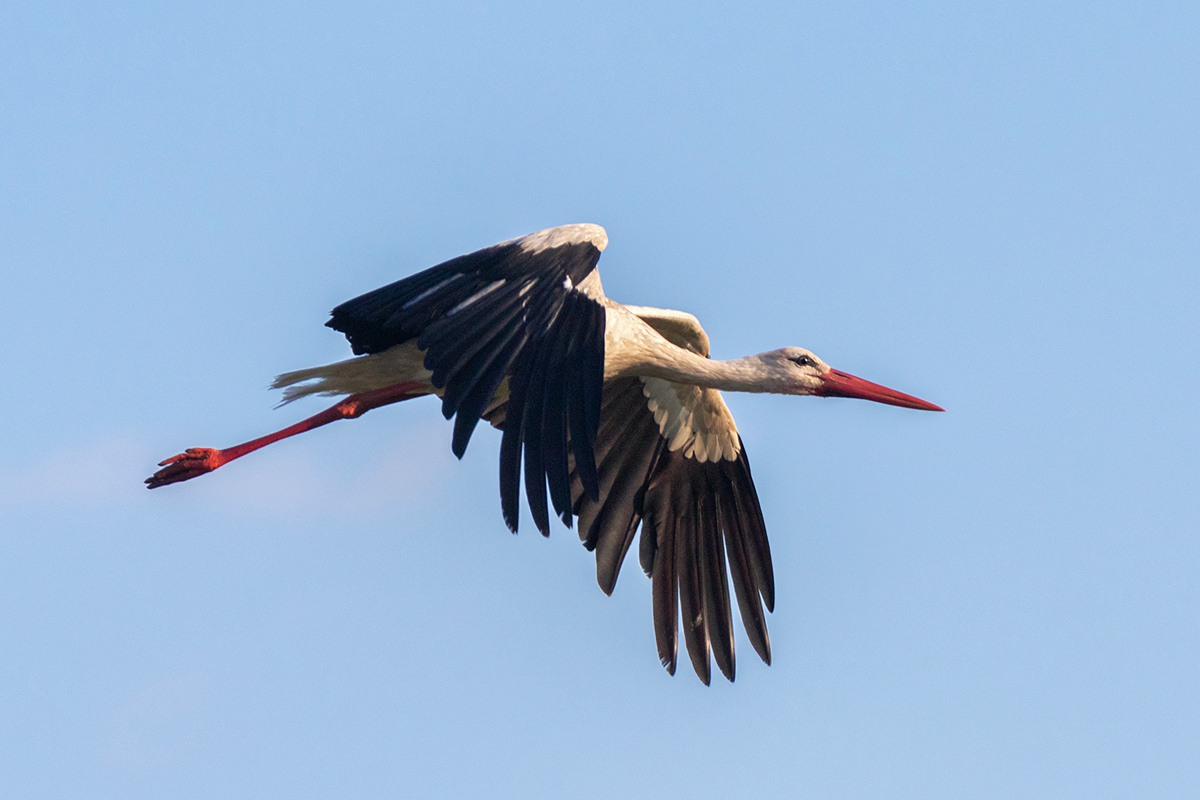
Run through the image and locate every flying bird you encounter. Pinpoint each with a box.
[147,223,942,684]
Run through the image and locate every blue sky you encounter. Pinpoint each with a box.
[2,1,1197,797]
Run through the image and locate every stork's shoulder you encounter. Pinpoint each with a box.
[621,305,711,357]
[601,303,712,381]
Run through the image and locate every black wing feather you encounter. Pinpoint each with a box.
[326,230,606,529]
[726,446,775,612]
[541,298,583,527]
[519,335,554,536]
[717,472,771,664]
[648,496,679,675]
[675,485,711,685]
[499,348,533,532]
[423,279,529,389]
[569,377,775,683]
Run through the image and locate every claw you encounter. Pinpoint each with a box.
[145,447,226,489]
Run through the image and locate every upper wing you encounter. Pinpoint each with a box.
[327,223,609,533]
[624,305,711,357]
[569,376,775,685]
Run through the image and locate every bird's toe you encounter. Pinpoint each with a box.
[145,447,223,488]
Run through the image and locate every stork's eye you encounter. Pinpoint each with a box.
[791,355,815,368]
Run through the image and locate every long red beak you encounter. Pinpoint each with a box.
[817,369,944,412]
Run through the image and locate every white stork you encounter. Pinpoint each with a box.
[147,223,942,684]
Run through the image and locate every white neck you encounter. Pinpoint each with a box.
[633,347,777,393]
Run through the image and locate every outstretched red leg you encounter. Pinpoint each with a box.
[146,381,427,489]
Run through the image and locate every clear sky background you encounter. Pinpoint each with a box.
[2,1,1197,797]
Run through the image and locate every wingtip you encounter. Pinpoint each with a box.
[450,412,475,459]
[751,631,772,666]
[596,571,616,597]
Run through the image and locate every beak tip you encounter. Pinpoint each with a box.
[822,369,944,413]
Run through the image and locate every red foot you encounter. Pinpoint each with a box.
[145,448,228,489]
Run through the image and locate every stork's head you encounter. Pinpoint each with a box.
[765,347,944,411]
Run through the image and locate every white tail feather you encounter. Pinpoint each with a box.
[270,342,434,405]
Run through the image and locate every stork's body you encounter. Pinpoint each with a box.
[148,223,941,684]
